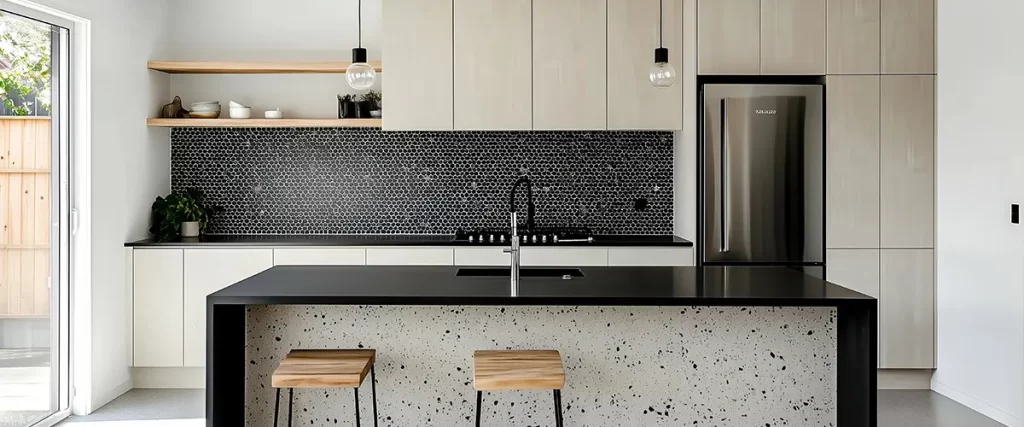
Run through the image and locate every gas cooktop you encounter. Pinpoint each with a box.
[453,226,594,245]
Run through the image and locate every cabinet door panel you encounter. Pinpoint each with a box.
[880,249,934,368]
[826,76,880,248]
[365,248,455,265]
[273,248,366,266]
[183,249,273,366]
[880,0,934,74]
[533,0,607,130]
[697,0,760,74]
[607,0,683,130]
[761,0,826,75]
[521,248,607,267]
[454,0,532,130]
[880,75,934,248]
[607,248,694,267]
[133,249,184,367]
[825,249,879,298]
[826,0,880,74]
[382,0,454,130]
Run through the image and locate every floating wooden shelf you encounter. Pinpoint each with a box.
[147,61,383,74]
[146,118,382,128]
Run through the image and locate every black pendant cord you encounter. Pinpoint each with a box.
[659,0,663,48]
[358,0,362,48]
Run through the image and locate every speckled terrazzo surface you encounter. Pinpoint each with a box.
[245,306,837,426]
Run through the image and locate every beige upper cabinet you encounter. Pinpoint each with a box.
[826,76,880,248]
[760,0,826,74]
[697,0,760,75]
[533,0,607,130]
[880,249,935,368]
[453,0,532,130]
[881,0,935,74]
[607,0,683,130]
[826,0,880,74]
[880,75,934,248]
[382,0,454,130]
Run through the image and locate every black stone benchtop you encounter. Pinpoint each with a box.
[209,265,872,307]
[126,234,694,247]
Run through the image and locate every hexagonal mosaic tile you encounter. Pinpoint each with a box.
[171,128,673,235]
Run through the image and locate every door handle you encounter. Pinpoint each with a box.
[720,100,729,253]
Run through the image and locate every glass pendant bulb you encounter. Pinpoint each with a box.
[347,47,376,90]
[650,47,676,88]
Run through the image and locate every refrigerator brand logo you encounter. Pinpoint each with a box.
[755,109,777,115]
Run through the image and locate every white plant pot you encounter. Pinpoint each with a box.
[180,221,200,238]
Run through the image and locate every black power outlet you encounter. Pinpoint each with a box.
[1013,204,1020,224]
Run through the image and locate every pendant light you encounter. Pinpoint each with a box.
[346,0,376,90]
[649,0,677,87]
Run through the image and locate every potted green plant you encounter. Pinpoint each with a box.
[354,91,378,118]
[363,90,382,118]
[149,189,221,241]
[337,94,357,118]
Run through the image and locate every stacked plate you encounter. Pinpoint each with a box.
[190,101,221,119]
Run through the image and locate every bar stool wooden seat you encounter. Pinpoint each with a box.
[271,349,378,427]
[473,350,566,427]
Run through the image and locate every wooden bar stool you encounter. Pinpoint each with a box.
[473,350,566,427]
[271,349,378,427]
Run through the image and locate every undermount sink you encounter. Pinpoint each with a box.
[456,268,584,278]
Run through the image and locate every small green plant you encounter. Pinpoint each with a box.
[149,189,222,241]
[360,90,382,109]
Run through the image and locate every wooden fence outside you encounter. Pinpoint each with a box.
[0,117,51,318]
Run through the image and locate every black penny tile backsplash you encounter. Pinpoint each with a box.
[170,128,673,235]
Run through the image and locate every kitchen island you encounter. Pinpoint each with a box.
[208,266,875,427]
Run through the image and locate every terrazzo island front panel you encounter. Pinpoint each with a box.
[245,305,837,426]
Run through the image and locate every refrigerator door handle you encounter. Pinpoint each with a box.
[720,100,730,253]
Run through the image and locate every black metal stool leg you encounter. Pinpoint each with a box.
[553,390,564,427]
[354,387,361,427]
[370,365,378,427]
[475,391,482,427]
[287,388,294,427]
[273,388,281,427]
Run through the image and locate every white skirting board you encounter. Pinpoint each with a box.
[877,369,933,390]
[931,379,1022,427]
[132,367,205,389]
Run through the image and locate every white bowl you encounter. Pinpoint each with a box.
[188,111,220,119]
[370,110,382,118]
[229,107,251,119]
[228,101,247,109]
[264,109,283,119]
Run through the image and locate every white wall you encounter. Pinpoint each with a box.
[933,1,1024,426]
[167,0,382,119]
[12,0,171,414]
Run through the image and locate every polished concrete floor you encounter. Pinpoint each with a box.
[50,389,1005,427]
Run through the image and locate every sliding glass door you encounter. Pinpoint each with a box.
[0,2,71,426]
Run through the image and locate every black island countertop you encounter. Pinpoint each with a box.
[126,234,694,247]
[209,265,871,307]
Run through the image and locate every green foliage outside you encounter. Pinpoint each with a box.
[0,12,50,116]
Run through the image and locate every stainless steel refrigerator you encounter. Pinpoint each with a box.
[699,83,824,274]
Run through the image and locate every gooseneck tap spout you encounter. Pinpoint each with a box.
[504,176,535,297]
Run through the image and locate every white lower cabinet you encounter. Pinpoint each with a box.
[274,248,366,265]
[607,248,694,267]
[521,247,608,267]
[133,249,184,367]
[365,247,455,265]
[183,249,273,367]
[454,247,509,266]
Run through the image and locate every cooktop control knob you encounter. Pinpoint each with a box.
[542,235,548,243]
[489,234,495,243]
[499,235,506,243]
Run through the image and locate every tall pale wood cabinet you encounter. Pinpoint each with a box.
[453,0,532,130]
[880,75,934,249]
[760,0,826,75]
[826,0,880,74]
[880,249,935,368]
[880,0,935,74]
[825,75,880,249]
[697,0,760,75]
[533,0,607,130]
[382,0,454,130]
[607,0,683,130]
